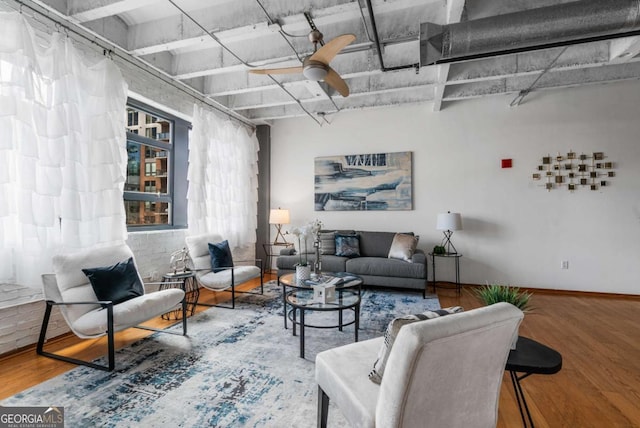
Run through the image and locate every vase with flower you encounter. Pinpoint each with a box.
[291,220,323,283]
[291,224,311,283]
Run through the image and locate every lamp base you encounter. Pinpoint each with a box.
[273,224,288,245]
[441,230,458,254]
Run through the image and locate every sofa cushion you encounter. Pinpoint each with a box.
[357,231,397,258]
[346,257,426,279]
[82,257,144,305]
[320,231,336,255]
[276,254,348,273]
[369,306,464,384]
[388,233,419,262]
[318,255,349,273]
[335,234,361,258]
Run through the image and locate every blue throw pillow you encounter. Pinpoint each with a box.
[82,257,144,305]
[208,240,234,273]
[335,234,360,258]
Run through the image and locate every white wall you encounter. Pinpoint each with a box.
[271,80,640,295]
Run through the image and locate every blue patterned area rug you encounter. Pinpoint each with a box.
[3,282,439,427]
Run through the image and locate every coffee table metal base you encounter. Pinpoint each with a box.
[286,289,360,359]
[279,272,363,330]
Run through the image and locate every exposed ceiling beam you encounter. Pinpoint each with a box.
[432,0,466,111]
[609,36,640,63]
[443,60,640,100]
[69,0,157,23]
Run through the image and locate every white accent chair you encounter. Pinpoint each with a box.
[185,233,263,309]
[37,243,187,371]
[316,302,524,428]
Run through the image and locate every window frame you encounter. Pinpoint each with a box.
[124,98,190,231]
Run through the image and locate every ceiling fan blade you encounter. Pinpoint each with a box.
[324,67,349,97]
[310,34,356,64]
[248,66,303,75]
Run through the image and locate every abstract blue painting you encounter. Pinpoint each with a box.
[315,151,413,211]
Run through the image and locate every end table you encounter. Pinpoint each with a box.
[429,252,462,294]
[506,336,563,427]
[262,242,294,273]
[160,271,199,320]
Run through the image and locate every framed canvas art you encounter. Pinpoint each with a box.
[314,151,413,211]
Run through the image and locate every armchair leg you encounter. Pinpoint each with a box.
[318,386,330,428]
[107,305,115,371]
[37,301,116,372]
[182,297,188,335]
[231,283,235,309]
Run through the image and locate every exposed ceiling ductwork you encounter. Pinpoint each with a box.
[421,0,640,65]
[8,0,640,122]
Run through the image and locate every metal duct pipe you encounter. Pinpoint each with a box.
[421,0,640,65]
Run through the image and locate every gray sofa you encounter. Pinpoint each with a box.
[277,230,428,294]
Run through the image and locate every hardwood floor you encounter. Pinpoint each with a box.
[1,275,639,427]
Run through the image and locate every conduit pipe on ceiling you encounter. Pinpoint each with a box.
[421,0,640,65]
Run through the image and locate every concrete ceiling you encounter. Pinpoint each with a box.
[15,0,640,125]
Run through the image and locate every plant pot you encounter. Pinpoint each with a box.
[296,265,311,283]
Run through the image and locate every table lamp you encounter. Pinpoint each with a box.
[436,211,462,254]
[269,208,290,245]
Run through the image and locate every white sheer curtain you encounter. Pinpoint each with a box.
[0,13,128,288]
[188,105,259,248]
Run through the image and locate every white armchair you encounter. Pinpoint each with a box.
[37,243,187,371]
[185,233,263,309]
[316,302,524,428]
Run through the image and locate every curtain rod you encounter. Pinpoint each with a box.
[7,0,257,129]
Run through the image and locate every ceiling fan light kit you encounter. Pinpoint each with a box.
[302,60,328,81]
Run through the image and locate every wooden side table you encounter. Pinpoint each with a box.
[160,271,199,320]
[429,252,462,294]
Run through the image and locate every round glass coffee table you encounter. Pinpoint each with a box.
[278,272,363,329]
[286,288,360,358]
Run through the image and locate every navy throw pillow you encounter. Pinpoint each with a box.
[335,234,360,258]
[82,257,144,305]
[208,240,234,273]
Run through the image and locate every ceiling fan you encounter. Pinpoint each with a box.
[249,30,355,97]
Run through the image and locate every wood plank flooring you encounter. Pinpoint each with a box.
[1,275,639,427]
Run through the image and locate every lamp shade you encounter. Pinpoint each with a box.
[436,212,462,231]
[269,209,290,225]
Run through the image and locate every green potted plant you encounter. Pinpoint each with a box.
[474,283,532,312]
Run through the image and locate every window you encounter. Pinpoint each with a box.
[124,100,190,230]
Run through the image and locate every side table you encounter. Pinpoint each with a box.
[429,252,462,294]
[262,242,294,273]
[160,271,199,320]
[506,336,563,428]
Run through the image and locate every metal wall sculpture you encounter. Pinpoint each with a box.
[315,151,413,211]
[532,151,615,191]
